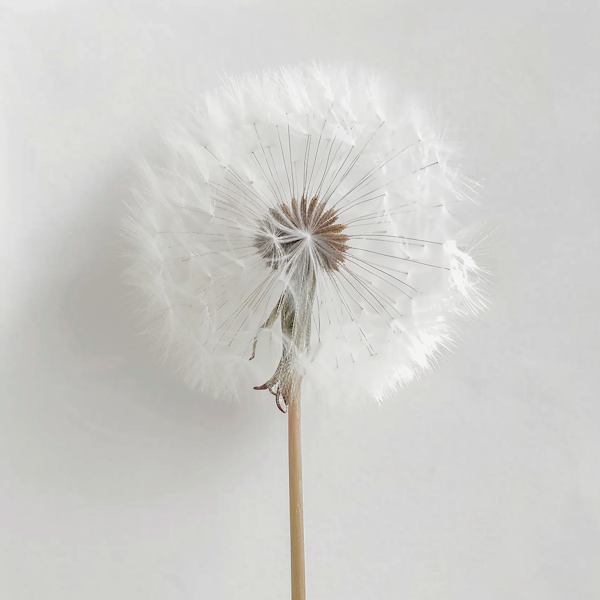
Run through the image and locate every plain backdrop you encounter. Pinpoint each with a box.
[1,1,599,599]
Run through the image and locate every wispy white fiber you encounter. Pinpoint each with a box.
[124,63,487,405]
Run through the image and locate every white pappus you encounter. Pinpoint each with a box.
[124,63,487,408]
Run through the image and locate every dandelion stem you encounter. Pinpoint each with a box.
[288,374,306,600]
[253,269,315,599]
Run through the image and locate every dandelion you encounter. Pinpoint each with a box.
[124,63,487,599]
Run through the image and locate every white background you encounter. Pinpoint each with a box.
[1,1,599,598]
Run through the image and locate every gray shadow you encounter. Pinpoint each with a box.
[2,154,280,505]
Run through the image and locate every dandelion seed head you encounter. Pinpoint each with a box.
[124,63,487,405]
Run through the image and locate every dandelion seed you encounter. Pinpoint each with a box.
[124,64,486,407]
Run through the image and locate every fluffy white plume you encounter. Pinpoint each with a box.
[124,64,487,405]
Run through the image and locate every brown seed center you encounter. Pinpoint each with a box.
[255,195,349,273]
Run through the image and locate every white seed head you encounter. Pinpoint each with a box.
[124,63,487,405]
